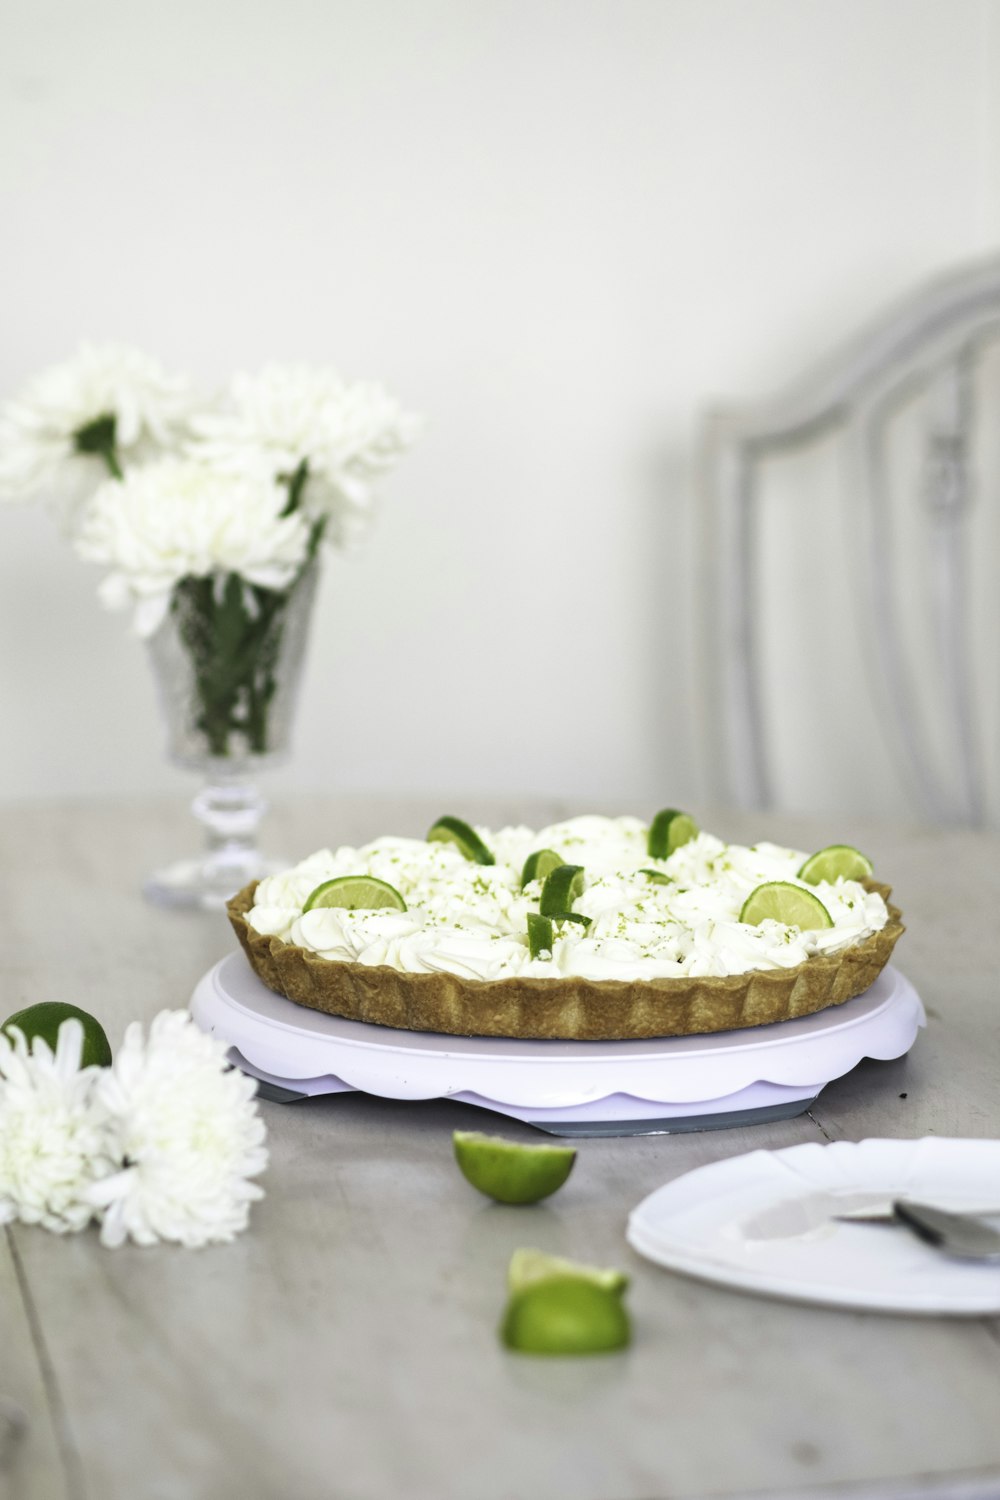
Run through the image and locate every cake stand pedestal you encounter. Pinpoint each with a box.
[190,954,924,1137]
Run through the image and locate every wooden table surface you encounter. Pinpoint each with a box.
[2,797,999,1500]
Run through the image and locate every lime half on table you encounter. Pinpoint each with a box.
[453,1131,576,1204]
[500,1276,631,1356]
[2,1001,112,1068]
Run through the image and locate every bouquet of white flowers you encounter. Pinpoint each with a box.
[0,347,420,761]
[0,1011,267,1248]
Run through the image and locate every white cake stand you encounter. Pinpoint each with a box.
[189,953,925,1137]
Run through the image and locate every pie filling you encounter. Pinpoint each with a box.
[245,815,889,985]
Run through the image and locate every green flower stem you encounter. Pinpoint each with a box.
[171,568,308,758]
[306,514,327,560]
[162,454,321,758]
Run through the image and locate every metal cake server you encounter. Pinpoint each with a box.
[835,1201,1000,1261]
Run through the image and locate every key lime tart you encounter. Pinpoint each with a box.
[226,812,904,1041]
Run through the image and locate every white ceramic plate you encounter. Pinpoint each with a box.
[627,1137,1000,1315]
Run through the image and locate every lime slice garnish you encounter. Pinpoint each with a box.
[526,913,554,959]
[2,1001,112,1068]
[520,848,564,889]
[427,816,495,865]
[797,845,874,885]
[302,875,407,913]
[507,1248,629,1297]
[639,867,672,885]
[452,1130,576,1204]
[647,808,699,860]
[500,1277,631,1356]
[539,864,585,917]
[528,912,588,951]
[739,881,833,930]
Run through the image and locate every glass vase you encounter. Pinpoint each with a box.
[143,562,319,911]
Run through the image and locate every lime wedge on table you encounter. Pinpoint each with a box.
[453,1131,576,1204]
[303,875,407,913]
[739,882,833,930]
[647,808,698,860]
[500,1277,631,1356]
[520,848,564,889]
[526,913,555,959]
[2,1001,112,1068]
[508,1248,629,1297]
[797,845,874,885]
[427,816,495,865]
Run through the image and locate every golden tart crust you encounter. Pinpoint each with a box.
[226,880,904,1042]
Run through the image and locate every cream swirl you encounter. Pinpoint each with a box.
[246,817,889,982]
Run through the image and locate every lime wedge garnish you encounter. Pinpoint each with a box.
[539,864,585,917]
[2,1001,112,1068]
[427,816,495,865]
[520,848,564,889]
[647,808,699,860]
[797,845,874,885]
[639,867,672,885]
[508,1248,629,1297]
[526,913,554,959]
[452,1130,576,1204]
[302,875,407,912]
[500,1277,631,1356]
[739,881,833,930]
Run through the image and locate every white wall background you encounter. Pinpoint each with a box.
[2,0,999,818]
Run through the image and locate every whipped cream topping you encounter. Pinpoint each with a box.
[247,815,888,984]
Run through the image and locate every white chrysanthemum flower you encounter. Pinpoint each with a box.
[0,343,195,509]
[0,1020,112,1234]
[87,1010,268,1249]
[75,457,312,636]
[188,364,421,547]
